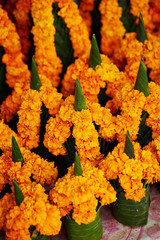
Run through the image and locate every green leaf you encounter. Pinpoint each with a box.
[74,151,83,176]
[13,178,24,206]
[74,78,87,111]
[137,111,152,148]
[134,61,150,97]
[112,183,150,227]
[63,133,75,165]
[65,210,103,240]
[12,135,24,166]
[52,2,75,74]
[118,0,137,33]
[137,12,147,43]
[124,130,135,159]
[88,34,101,70]
[31,56,42,91]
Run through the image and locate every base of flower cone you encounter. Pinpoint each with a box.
[65,210,103,240]
[112,184,150,227]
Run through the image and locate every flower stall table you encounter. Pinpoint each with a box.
[50,183,160,240]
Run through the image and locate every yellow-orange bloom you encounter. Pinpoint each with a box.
[143,82,160,138]
[130,0,155,31]
[53,0,91,58]
[0,120,21,152]
[17,89,42,149]
[31,0,62,87]
[99,0,125,56]
[44,114,72,156]
[49,162,117,224]
[5,182,62,239]
[79,0,96,35]
[0,82,29,122]
[99,141,160,201]
[13,0,31,60]
[0,6,30,88]
[72,109,101,165]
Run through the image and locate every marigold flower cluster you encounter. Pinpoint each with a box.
[0,145,58,191]
[1,181,61,240]
[0,120,21,152]
[31,0,62,87]
[61,54,128,103]
[99,0,125,56]
[1,0,160,237]
[17,89,42,149]
[99,141,160,202]
[53,0,91,59]
[44,95,102,165]
[13,0,31,60]
[49,162,117,224]
[79,0,96,34]
[0,5,30,122]
[16,77,63,149]
[61,56,106,102]
[143,82,160,138]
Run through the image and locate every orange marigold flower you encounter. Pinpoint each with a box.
[0,151,13,191]
[0,82,29,122]
[45,94,116,163]
[13,0,31,60]
[0,145,58,188]
[99,141,160,201]
[31,0,62,87]
[79,0,96,35]
[49,162,117,224]
[5,182,62,239]
[17,89,42,149]
[0,6,30,88]
[143,82,160,137]
[8,162,31,188]
[149,69,160,86]
[130,0,155,31]
[20,147,58,186]
[0,193,15,230]
[39,79,63,117]
[72,109,101,165]
[88,101,117,142]
[96,55,127,99]
[99,0,125,56]
[0,120,21,152]
[54,0,91,58]
[143,36,160,74]
[149,0,160,28]
[44,114,72,156]
[115,85,146,142]
[61,54,121,102]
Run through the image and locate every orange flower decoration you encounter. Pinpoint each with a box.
[99,0,125,56]
[4,182,61,240]
[53,0,91,59]
[99,141,160,202]
[31,0,62,88]
[49,162,117,224]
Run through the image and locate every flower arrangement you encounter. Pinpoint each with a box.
[0,0,160,239]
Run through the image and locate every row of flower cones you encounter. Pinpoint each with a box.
[0,0,160,239]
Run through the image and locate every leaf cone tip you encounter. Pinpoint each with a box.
[74,78,87,111]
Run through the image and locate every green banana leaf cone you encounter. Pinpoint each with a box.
[65,210,103,240]
[112,184,150,227]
